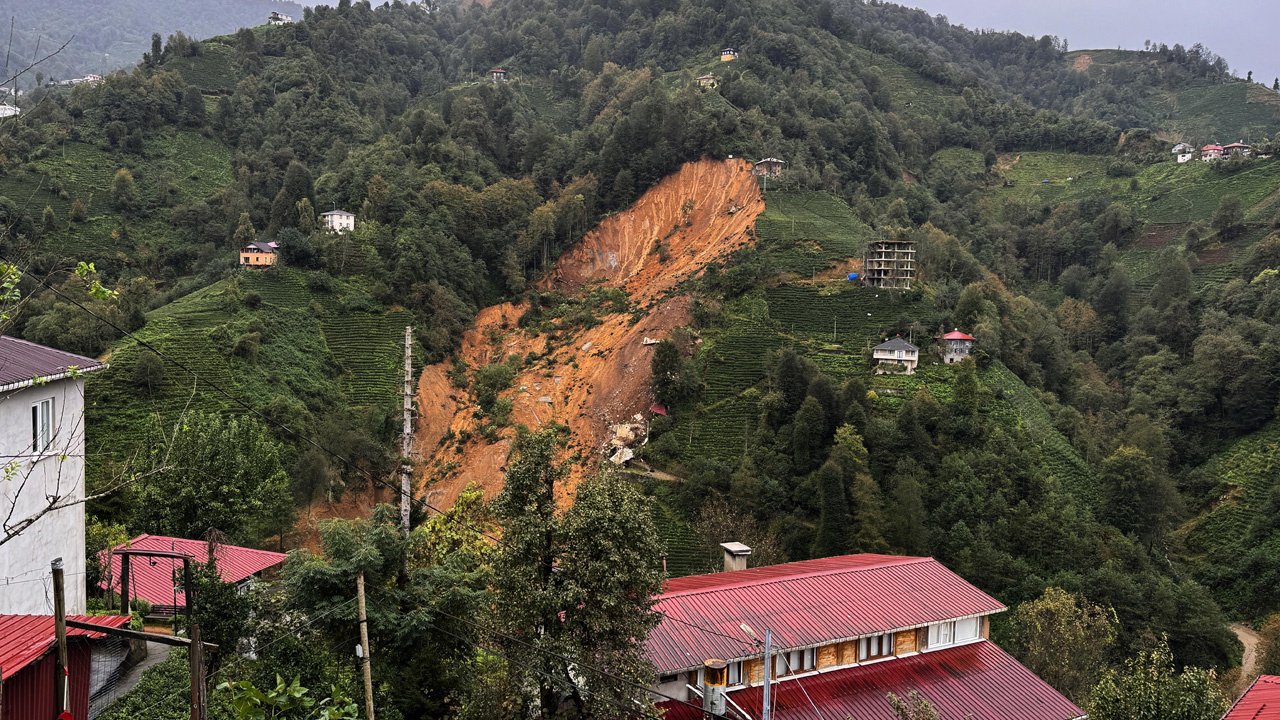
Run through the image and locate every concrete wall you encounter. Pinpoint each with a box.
[0,378,88,614]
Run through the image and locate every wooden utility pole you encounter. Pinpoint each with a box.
[120,553,131,617]
[400,326,414,534]
[52,558,69,717]
[185,559,206,720]
[357,572,375,720]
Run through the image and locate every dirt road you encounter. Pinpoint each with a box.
[1233,622,1261,691]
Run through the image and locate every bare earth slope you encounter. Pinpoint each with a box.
[417,158,763,509]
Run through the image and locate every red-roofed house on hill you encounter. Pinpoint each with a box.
[649,551,1083,720]
[0,614,129,720]
[1202,144,1225,161]
[938,328,976,364]
[0,336,106,615]
[1223,675,1280,720]
[99,535,285,615]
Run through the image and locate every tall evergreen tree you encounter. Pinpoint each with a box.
[268,161,314,235]
[813,460,851,557]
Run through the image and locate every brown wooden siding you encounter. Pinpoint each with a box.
[816,643,838,670]
[896,631,918,655]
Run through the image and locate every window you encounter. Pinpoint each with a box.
[928,621,956,648]
[31,398,54,453]
[727,661,742,686]
[955,617,980,642]
[858,633,894,661]
[658,673,678,685]
[895,350,904,358]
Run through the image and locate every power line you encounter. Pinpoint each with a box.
[10,260,750,654]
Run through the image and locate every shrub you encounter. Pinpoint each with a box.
[233,332,262,362]
[1106,161,1138,177]
[243,291,263,309]
[131,351,166,392]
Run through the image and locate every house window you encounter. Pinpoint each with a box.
[728,661,742,686]
[858,633,894,661]
[658,673,678,685]
[928,621,956,648]
[955,617,980,642]
[895,350,904,358]
[31,398,54,453]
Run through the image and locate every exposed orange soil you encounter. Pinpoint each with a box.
[1073,54,1093,72]
[417,159,764,509]
[289,487,394,552]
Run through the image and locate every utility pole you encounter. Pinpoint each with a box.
[52,558,68,717]
[186,559,206,720]
[400,326,414,534]
[762,628,772,720]
[357,572,375,720]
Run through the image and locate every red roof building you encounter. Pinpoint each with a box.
[1223,675,1280,720]
[937,328,976,364]
[648,554,1082,720]
[0,335,105,391]
[0,614,129,720]
[99,535,286,614]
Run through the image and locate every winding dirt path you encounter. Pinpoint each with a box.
[1233,622,1261,679]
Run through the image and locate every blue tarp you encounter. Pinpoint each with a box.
[847,273,859,280]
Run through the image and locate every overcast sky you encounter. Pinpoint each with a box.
[902,0,1279,86]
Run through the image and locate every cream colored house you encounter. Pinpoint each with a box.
[873,336,918,374]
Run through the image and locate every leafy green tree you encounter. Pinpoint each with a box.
[488,430,663,718]
[131,350,165,393]
[268,161,314,235]
[1088,641,1226,720]
[1007,587,1117,704]
[41,205,55,232]
[111,168,139,212]
[813,459,851,557]
[296,198,317,235]
[182,86,206,126]
[191,550,252,671]
[133,412,293,546]
[1212,195,1244,240]
[888,691,941,720]
[218,675,357,720]
[69,199,86,222]
[791,396,828,472]
[1099,445,1175,547]
[233,212,256,247]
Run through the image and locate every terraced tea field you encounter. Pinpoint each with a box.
[754,191,874,275]
[765,284,928,348]
[1182,421,1280,560]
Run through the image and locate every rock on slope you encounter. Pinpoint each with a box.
[416,158,764,509]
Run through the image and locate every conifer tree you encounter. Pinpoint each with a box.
[813,460,851,557]
[791,396,828,472]
[232,212,256,247]
[887,458,929,554]
[268,161,314,235]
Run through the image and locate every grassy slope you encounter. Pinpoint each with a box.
[86,269,410,482]
[1181,420,1280,560]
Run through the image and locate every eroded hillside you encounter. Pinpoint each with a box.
[416,158,763,508]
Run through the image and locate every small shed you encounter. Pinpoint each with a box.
[721,48,738,62]
[0,614,130,720]
[752,157,786,178]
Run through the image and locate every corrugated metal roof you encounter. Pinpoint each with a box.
[656,641,1083,720]
[1222,674,1280,720]
[99,535,286,608]
[0,336,105,390]
[0,614,128,679]
[648,555,1004,673]
[873,337,917,352]
[941,330,975,340]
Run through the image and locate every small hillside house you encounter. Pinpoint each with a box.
[492,68,507,83]
[100,535,286,615]
[1171,142,1193,154]
[649,553,1084,720]
[939,328,975,363]
[321,209,356,232]
[697,74,718,89]
[1202,144,1224,161]
[0,614,130,720]
[268,11,293,24]
[239,240,278,267]
[721,47,738,61]
[1223,141,1252,157]
[752,157,786,178]
[873,336,918,374]
[1223,676,1280,720]
[0,105,19,118]
[0,337,106,614]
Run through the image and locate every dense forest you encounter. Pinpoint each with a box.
[1,0,1280,716]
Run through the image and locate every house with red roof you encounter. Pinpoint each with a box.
[99,535,286,615]
[0,336,107,615]
[1223,142,1253,158]
[649,551,1083,720]
[1223,675,1280,720]
[1202,144,1225,161]
[0,614,129,720]
[937,328,976,364]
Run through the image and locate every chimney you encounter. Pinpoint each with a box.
[701,659,728,718]
[720,542,751,572]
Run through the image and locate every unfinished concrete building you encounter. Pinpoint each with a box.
[864,238,916,289]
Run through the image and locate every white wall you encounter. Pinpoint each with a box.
[0,378,88,614]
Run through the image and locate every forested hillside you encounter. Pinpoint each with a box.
[2,0,303,81]
[1,0,1279,715]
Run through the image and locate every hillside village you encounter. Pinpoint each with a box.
[2,2,1280,720]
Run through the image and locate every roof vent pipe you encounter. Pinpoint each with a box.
[720,542,751,573]
[701,659,728,718]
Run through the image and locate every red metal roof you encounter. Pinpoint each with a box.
[0,614,128,679]
[0,336,105,390]
[648,555,1005,673]
[657,640,1083,720]
[99,534,286,608]
[1204,144,1224,151]
[941,331,975,340]
[1222,675,1280,720]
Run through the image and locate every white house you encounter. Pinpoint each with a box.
[0,105,21,118]
[939,329,976,364]
[0,337,106,615]
[872,336,919,374]
[269,11,294,24]
[321,209,355,233]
